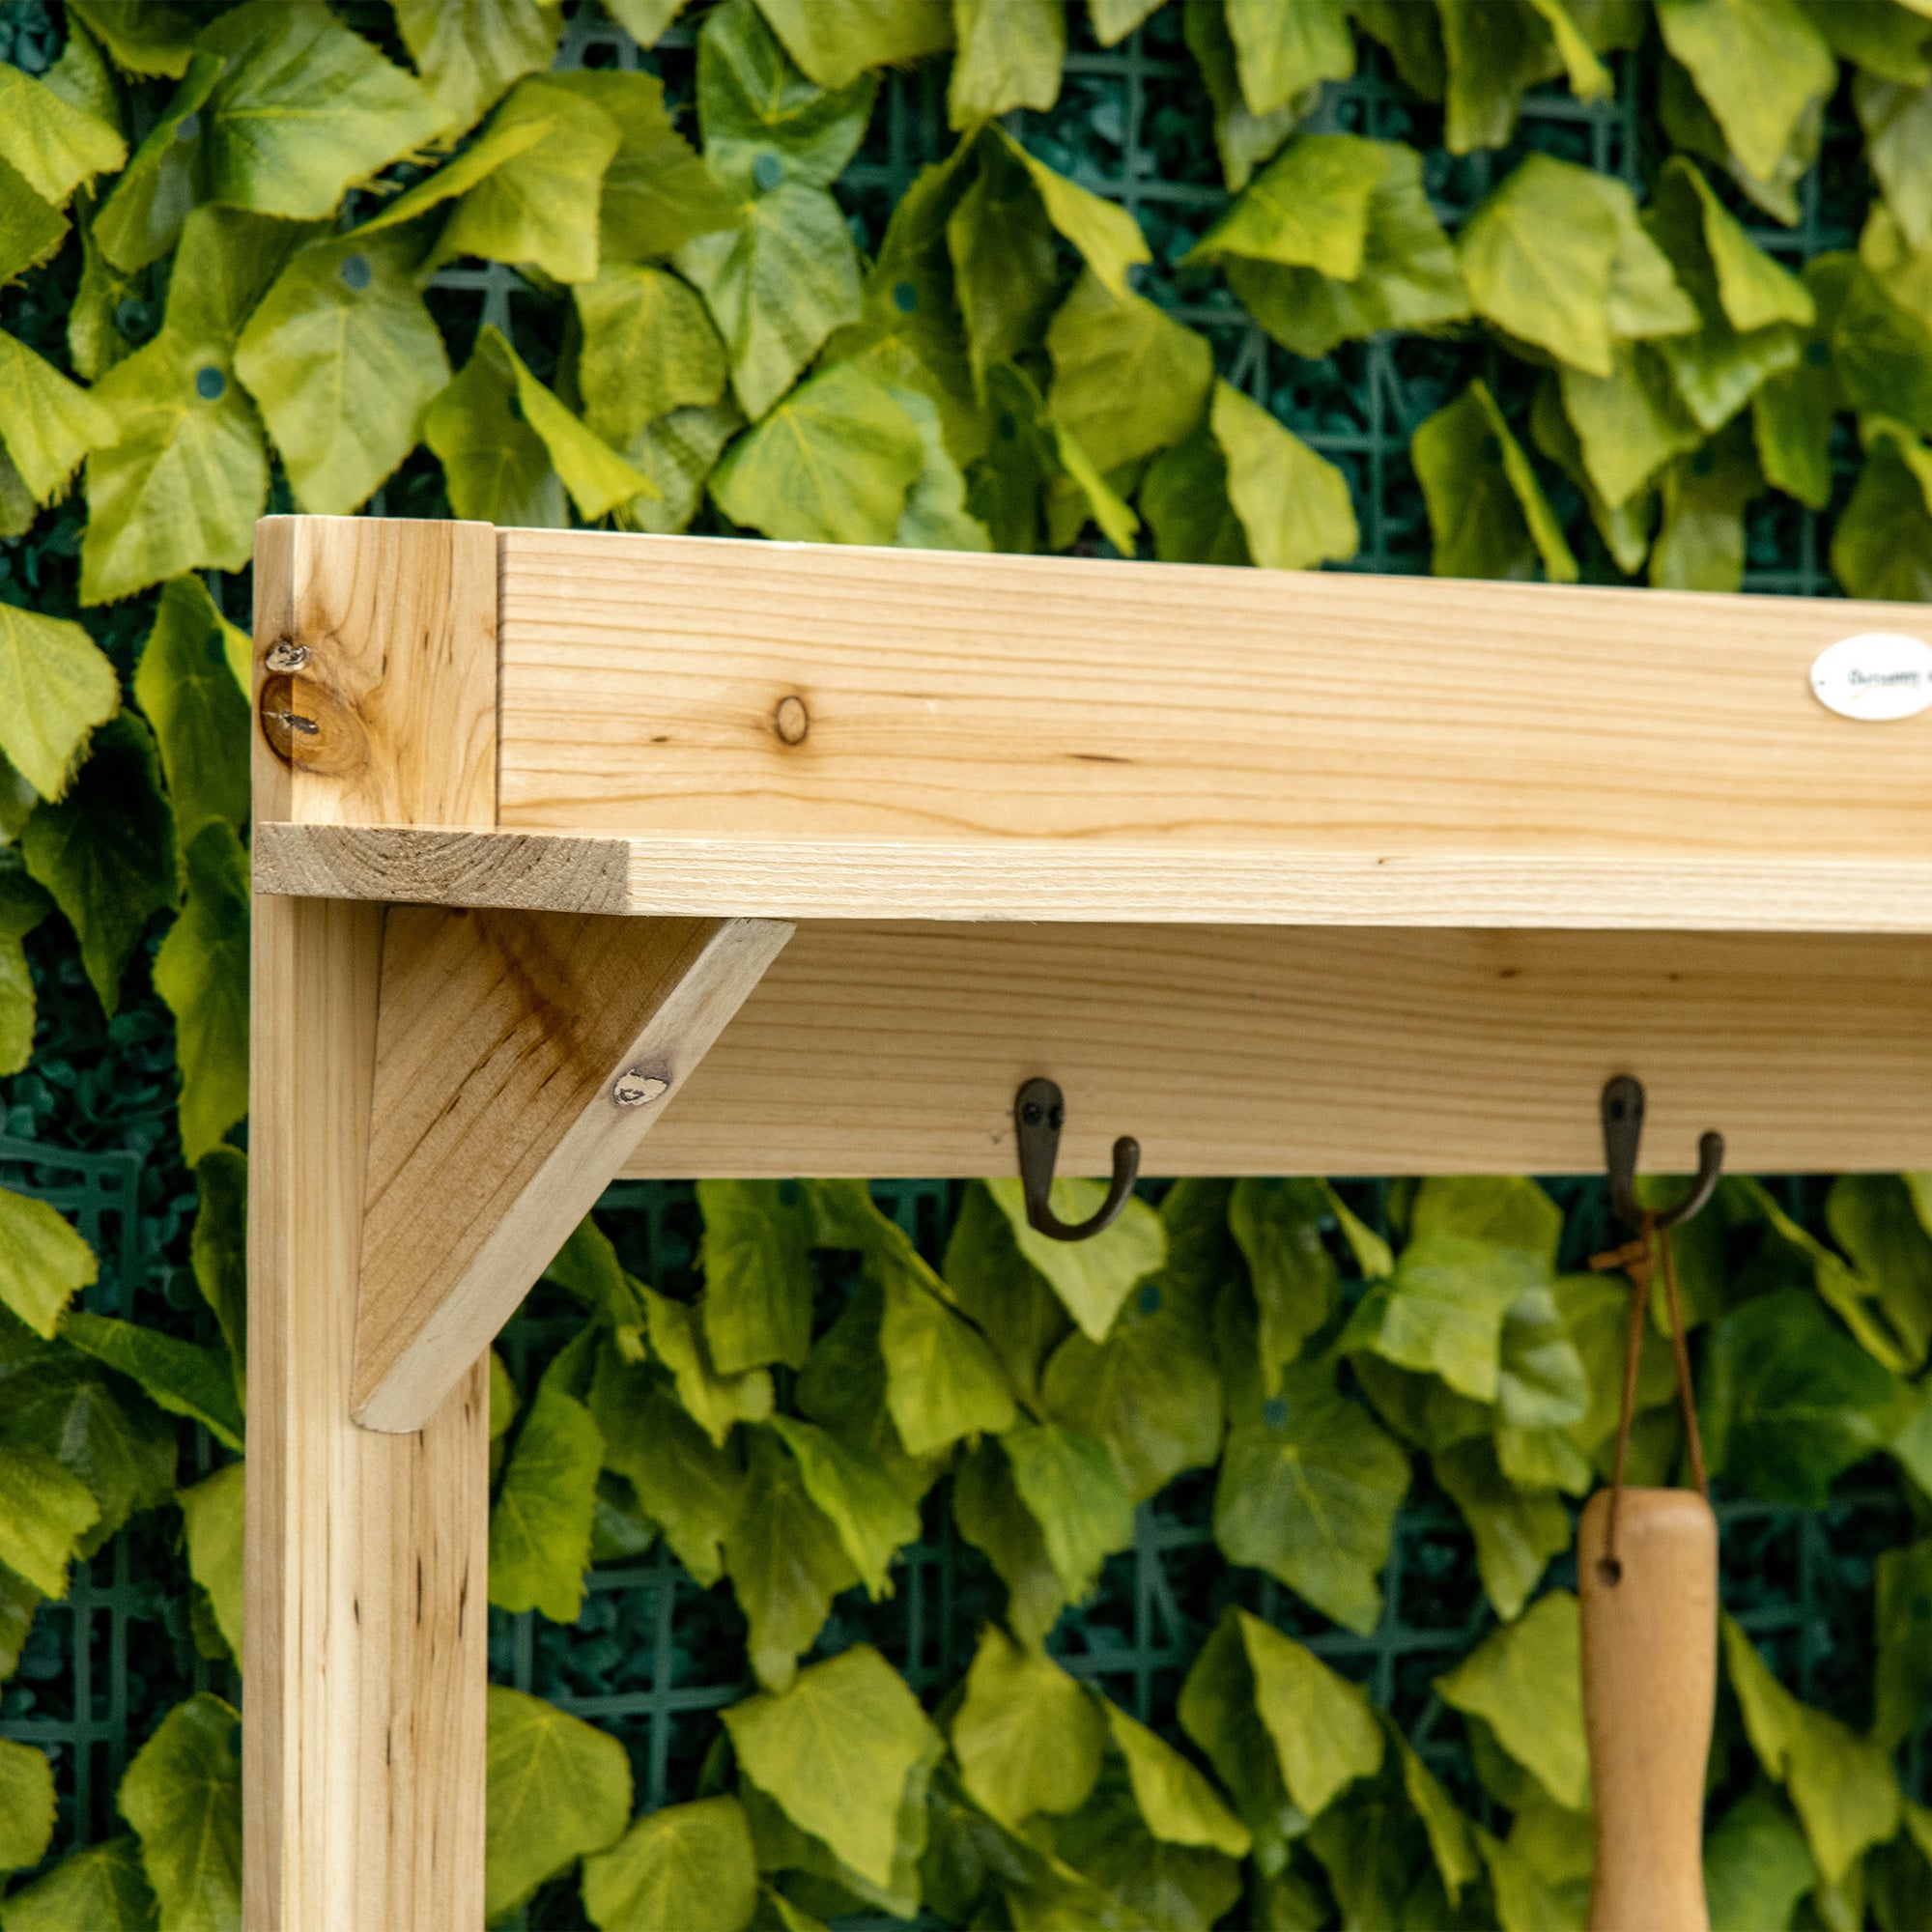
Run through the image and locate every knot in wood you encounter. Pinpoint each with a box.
[773,695,810,746]
[612,1067,670,1109]
[258,672,319,764]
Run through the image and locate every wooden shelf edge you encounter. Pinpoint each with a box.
[251,821,1932,932]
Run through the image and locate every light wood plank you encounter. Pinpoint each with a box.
[496,529,1932,861]
[253,514,497,828]
[620,922,1932,1178]
[245,895,489,1932]
[254,821,1932,932]
[354,910,791,1433]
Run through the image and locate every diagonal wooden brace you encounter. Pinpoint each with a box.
[352,906,791,1432]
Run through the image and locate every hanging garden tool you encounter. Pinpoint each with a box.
[1580,1076,1725,1932]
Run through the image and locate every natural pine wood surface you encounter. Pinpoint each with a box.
[252,821,1932,931]
[495,528,1932,856]
[253,514,497,829]
[245,894,489,1932]
[616,922,1932,1177]
[1580,1490,1718,1932]
[354,909,791,1433]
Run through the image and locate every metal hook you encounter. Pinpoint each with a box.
[1601,1074,1724,1233]
[1014,1078,1141,1241]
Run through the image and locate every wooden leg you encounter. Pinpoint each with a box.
[244,894,488,1932]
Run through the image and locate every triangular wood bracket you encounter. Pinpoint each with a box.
[351,907,792,1432]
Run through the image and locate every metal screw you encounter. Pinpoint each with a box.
[613,1068,669,1109]
[266,640,309,671]
[774,695,809,745]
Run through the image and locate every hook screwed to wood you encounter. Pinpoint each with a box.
[1600,1073,1724,1232]
[1014,1077,1140,1241]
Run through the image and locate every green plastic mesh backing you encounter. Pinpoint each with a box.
[0,8,1918,1922]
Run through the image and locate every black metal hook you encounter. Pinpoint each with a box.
[1014,1078,1140,1241]
[1601,1074,1724,1233]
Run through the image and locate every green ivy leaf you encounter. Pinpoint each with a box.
[754,0,953,90]
[489,1370,604,1624]
[724,1427,858,1690]
[194,0,440,219]
[0,1740,54,1874]
[1179,1605,1382,1869]
[0,1563,39,1685]
[0,604,116,806]
[697,0,876,197]
[643,1283,774,1446]
[544,1216,645,1339]
[235,229,449,517]
[1141,420,1251,565]
[795,1277,941,1506]
[588,1350,745,1586]
[877,1258,1016,1458]
[1224,0,1353,114]
[0,1349,176,1554]
[724,1643,939,1890]
[22,716,179,1018]
[1702,1287,1912,1507]
[1229,1177,1335,1395]
[0,64,123,213]
[952,1436,1065,1646]
[1834,260,1932,438]
[177,1462,243,1664]
[1040,1270,1222,1503]
[67,0,197,78]
[0,869,52,1077]
[62,1313,243,1452]
[1435,1590,1588,1811]
[1721,1614,1901,1885]
[1002,1418,1135,1605]
[1185,132,1387,278]
[946,139,1058,389]
[1804,0,1932,85]
[1703,1789,1817,1932]
[1657,0,1836,184]
[0,328,115,507]
[1045,270,1211,473]
[951,1625,1105,1828]
[1833,421,1932,599]
[118,1692,241,1930]
[0,1441,99,1597]
[892,384,992,549]
[1860,72,1932,252]
[711,360,925,544]
[1212,1357,1408,1634]
[89,53,221,274]
[1495,1284,1589,1431]
[1181,0,1305,192]
[131,577,249,844]
[577,267,727,450]
[950,0,1066,128]
[991,126,1151,300]
[1875,1536,1932,1751]
[431,75,620,284]
[582,1796,760,1932]
[1754,254,1853,512]
[980,1176,1165,1344]
[485,1684,632,1923]
[1557,344,1702,510]
[1051,1775,1244,1932]
[603,0,695,44]
[0,1833,158,1931]
[611,402,745,536]
[152,821,248,1166]
[696,1179,816,1374]
[1412,378,1578,583]
[0,159,68,291]
[1209,378,1358,569]
[1831,1174,1932,1380]
[1435,0,1565,156]
[1393,1732,1481,1908]
[767,1414,920,1599]
[676,185,864,421]
[1650,415,1763,592]
[390,0,559,137]
[1433,1436,1570,1621]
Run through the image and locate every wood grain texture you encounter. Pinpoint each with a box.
[1580,1489,1718,1932]
[496,529,1932,860]
[254,821,1932,931]
[253,515,497,829]
[245,894,489,1932]
[354,910,791,1432]
[617,922,1932,1177]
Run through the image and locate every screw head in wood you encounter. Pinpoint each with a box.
[613,1067,670,1109]
[774,695,810,745]
[265,639,309,671]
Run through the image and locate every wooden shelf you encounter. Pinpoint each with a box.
[253,820,1932,931]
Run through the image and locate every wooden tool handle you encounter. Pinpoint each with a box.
[1580,1486,1718,1932]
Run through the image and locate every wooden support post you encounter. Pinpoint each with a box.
[245,517,497,1932]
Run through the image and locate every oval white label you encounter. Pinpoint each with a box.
[1809,633,1932,721]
